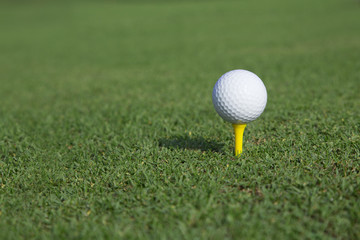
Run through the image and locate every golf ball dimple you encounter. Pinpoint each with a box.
[212,69,267,124]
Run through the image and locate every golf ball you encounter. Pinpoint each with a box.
[212,69,267,124]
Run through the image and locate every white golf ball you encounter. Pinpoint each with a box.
[212,69,267,124]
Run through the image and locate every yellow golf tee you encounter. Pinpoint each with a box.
[232,123,246,156]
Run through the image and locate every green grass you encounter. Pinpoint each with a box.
[0,0,359,239]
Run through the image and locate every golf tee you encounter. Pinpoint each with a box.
[232,123,246,156]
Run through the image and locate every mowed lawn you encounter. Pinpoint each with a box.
[0,0,359,239]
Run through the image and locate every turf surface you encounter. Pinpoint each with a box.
[0,0,359,239]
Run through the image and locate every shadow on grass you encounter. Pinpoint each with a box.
[159,135,224,153]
